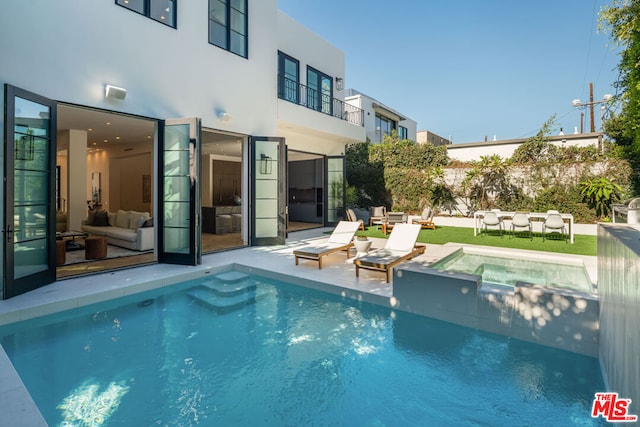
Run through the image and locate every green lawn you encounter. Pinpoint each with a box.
[355,225,597,256]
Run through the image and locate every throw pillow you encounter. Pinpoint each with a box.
[115,210,130,228]
[107,211,117,226]
[93,210,110,226]
[143,217,154,228]
[129,211,150,229]
[86,211,96,225]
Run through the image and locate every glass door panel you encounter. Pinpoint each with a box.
[158,118,201,265]
[3,85,57,299]
[326,156,345,225]
[250,137,286,245]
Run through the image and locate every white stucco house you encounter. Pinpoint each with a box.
[344,89,417,143]
[0,1,365,299]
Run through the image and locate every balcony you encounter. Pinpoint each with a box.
[278,75,364,127]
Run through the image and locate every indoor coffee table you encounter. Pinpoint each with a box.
[56,230,88,251]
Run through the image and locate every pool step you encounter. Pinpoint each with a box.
[212,271,250,284]
[202,278,256,297]
[188,277,263,314]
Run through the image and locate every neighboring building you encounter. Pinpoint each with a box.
[445,132,603,162]
[0,2,365,299]
[344,89,417,143]
[416,130,451,146]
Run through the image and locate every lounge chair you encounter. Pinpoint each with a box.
[382,211,406,234]
[293,221,361,269]
[345,208,365,231]
[412,206,436,230]
[354,223,425,282]
[369,206,386,226]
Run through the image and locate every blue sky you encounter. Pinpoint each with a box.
[278,0,621,143]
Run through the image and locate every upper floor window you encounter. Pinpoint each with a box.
[375,114,395,142]
[209,0,248,58]
[398,126,408,140]
[278,52,299,103]
[116,0,176,28]
[307,67,333,115]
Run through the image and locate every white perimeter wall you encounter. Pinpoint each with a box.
[446,134,602,162]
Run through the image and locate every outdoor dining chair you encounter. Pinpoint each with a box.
[510,212,532,240]
[482,211,503,237]
[542,213,567,242]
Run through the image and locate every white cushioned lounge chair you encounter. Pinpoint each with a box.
[354,223,425,283]
[293,221,361,269]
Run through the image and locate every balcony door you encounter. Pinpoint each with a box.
[158,118,201,265]
[3,85,57,299]
[307,68,332,115]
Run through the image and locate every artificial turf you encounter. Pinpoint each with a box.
[355,225,597,256]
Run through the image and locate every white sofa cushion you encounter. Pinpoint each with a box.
[116,210,130,228]
[107,227,138,242]
[128,210,150,229]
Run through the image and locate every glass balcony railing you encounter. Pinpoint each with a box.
[278,75,364,127]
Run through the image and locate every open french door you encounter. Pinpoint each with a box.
[250,137,287,245]
[325,156,345,226]
[158,118,201,265]
[3,85,57,299]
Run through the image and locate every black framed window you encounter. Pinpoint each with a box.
[375,114,395,142]
[307,67,333,115]
[116,0,176,28]
[278,52,299,103]
[209,0,248,58]
[399,126,408,140]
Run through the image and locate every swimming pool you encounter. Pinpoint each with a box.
[430,248,593,292]
[0,270,605,426]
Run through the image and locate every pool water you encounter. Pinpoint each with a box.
[431,249,593,292]
[0,271,605,426]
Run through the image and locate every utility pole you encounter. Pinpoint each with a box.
[590,82,595,133]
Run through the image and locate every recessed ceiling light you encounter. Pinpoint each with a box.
[88,128,93,132]
[103,139,108,143]
[116,136,120,140]
[106,122,111,126]
[93,142,97,146]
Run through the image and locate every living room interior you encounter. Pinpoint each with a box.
[55,105,248,279]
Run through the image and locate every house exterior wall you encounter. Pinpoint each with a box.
[0,0,279,136]
[416,130,451,146]
[446,133,602,162]
[0,1,366,292]
[276,11,365,154]
[344,91,417,143]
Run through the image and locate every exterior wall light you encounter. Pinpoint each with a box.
[218,112,233,122]
[335,77,344,91]
[105,85,127,101]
